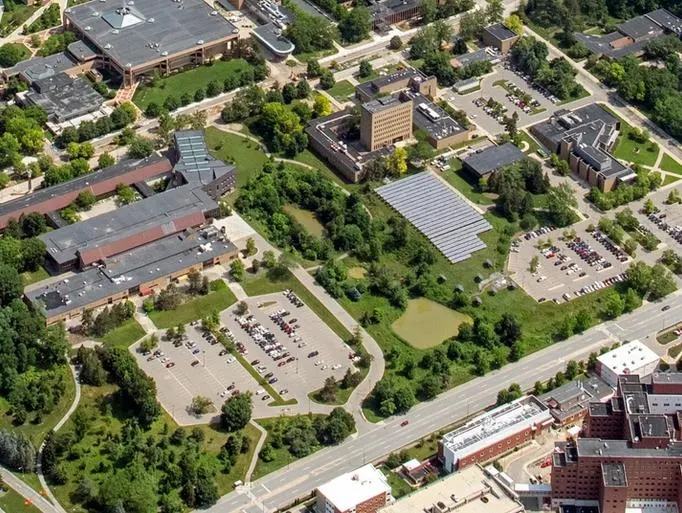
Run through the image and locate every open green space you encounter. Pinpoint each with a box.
[660,154,682,176]
[293,150,356,190]
[663,175,680,186]
[0,488,40,512]
[442,159,494,205]
[294,48,337,63]
[612,123,659,167]
[518,131,543,156]
[149,280,237,328]
[283,204,325,237]
[356,64,402,83]
[669,342,682,359]
[95,318,146,348]
[392,298,472,349]
[51,383,261,512]
[242,269,352,342]
[325,80,355,102]
[205,127,270,188]
[21,266,49,286]
[0,365,76,448]
[133,59,250,110]
[0,6,37,37]
[11,471,44,496]
[381,467,413,498]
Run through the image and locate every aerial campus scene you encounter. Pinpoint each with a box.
[2,0,682,511]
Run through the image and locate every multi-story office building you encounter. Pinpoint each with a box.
[551,373,682,513]
[315,464,392,513]
[360,95,413,151]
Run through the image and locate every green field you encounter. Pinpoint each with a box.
[326,80,355,102]
[21,266,49,286]
[283,204,325,237]
[613,124,660,166]
[206,127,270,188]
[442,160,494,205]
[518,130,543,156]
[0,7,37,37]
[0,488,40,513]
[392,298,472,349]
[133,59,251,110]
[663,175,680,186]
[669,342,682,359]
[661,154,682,175]
[0,365,76,447]
[149,280,237,328]
[96,318,146,348]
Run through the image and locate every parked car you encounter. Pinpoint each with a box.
[166,362,175,368]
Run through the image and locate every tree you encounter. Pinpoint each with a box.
[21,212,46,238]
[0,44,26,67]
[98,152,115,169]
[547,183,578,227]
[486,0,504,23]
[604,290,625,318]
[385,147,408,176]
[221,393,252,431]
[0,265,22,307]
[307,60,322,78]
[319,69,336,90]
[419,374,442,399]
[358,60,373,78]
[190,396,214,415]
[230,259,245,282]
[245,237,257,256]
[75,191,96,210]
[495,313,522,345]
[459,10,487,40]
[389,36,403,50]
[0,430,36,472]
[128,137,154,159]
[504,14,523,34]
[313,95,332,117]
[338,7,372,44]
[320,376,338,402]
[285,12,336,54]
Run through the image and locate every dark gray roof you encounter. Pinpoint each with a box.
[28,226,236,317]
[601,462,627,487]
[39,184,216,265]
[576,438,682,458]
[462,142,525,177]
[362,93,409,114]
[0,155,171,222]
[173,130,236,186]
[539,376,613,405]
[630,414,669,438]
[375,172,491,263]
[67,39,100,61]
[645,8,682,35]
[252,23,295,56]
[574,31,649,59]
[355,68,427,99]
[618,14,663,40]
[23,73,103,123]
[409,93,467,141]
[64,0,239,69]
[453,48,494,66]
[651,372,682,384]
[484,23,517,41]
[4,52,78,83]
[369,0,420,20]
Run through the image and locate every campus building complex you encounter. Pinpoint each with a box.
[461,142,525,180]
[439,396,553,472]
[315,464,393,513]
[551,373,682,513]
[538,376,614,427]
[531,103,636,192]
[307,68,471,181]
[63,0,240,86]
[596,341,660,387]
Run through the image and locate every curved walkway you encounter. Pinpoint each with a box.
[36,365,81,513]
[244,421,268,483]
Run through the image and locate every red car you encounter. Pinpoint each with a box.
[277,361,287,367]
[400,420,409,427]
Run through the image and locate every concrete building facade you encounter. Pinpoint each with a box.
[596,341,660,387]
[315,464,392,513]
[360,95,413,151]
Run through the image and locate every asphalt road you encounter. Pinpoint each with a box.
[204,292,682,513]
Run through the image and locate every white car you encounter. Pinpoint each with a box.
[226,356,236,364]
[255,389,265,395]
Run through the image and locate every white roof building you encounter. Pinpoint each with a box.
[316,464,393,513]
[597,341,660,387]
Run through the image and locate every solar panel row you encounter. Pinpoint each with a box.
[375,173,491,263]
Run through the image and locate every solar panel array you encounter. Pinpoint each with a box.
[375,173,491,263]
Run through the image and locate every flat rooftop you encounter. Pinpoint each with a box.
[355,68,427,98]
[64,0,239,69]
[576,438,682,458]
[618,14,663,40]
[652,372,682,384]
[27,226,237,317]
[362,93,410,114]
[380,466,523,513]
[484,23,517,41]
[173,130,236,186]
[441,396,551,459]
[369,0,420,20]
[602,462,628,488]
[409,93,468,142]
[4,52,78,82]
[462,142,525,177]
[453,48,495,66]
[252,23,295,56]
[317,464,390,512]
[646,8,682,34]
[24,73,103,123]
[39,185,216,266]
[597,340,659,377]
[538,376,613,407]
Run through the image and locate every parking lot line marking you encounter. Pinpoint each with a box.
[548,284,564,291]
[261,484,270,493]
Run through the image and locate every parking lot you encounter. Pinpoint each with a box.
[642,198,682,249]
[133,291,355,425]
[508,222,632,303]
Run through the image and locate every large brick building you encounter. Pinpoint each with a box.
[316,464,392,513]
[551,373,682,513]
[439,396,553,472]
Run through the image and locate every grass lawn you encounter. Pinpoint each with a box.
[205,127,269,188]
[133,59,250,110]
[658,330,680,345]
[391,298,471,349]
[21,266,49,286]
[0,7,37,36]
[293,150,357,191]
[11,472,44,496]
[294,48,337,63]
[0,365,76,448]
[442,159,494,205]
[356,63,402,83]
[96,318,146,348]
[518,130,543,156]
[663,175,680,186]
[613,124,660,167]
[669,342,682,359]
[661,154,682,175]
[0,488,40,512]
[381,467,413,499]
[51,383,261,511]
[149,280,238,329]
[241,269,352,342]
[348,266,367,279]
[283,204,325,237]
[308,366,367,405]
[326,80,356,102]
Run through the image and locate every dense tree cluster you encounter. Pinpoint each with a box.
[511,37,583,101]
[624,261,677,300]
[285,10,337,54]
[0,430,36,472]
[37,31,78,57]
[55,102,136,148]
[81,301,135,338]
[237,163,374,261]
[0,105,47,167]
[26,4,61,33]
[0,43,27,67]
[586,166,661,210]
[97,346,161,428]
[220,393,253,432]
[487,159,549,220]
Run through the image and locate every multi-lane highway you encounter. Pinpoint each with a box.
[206,292,682,513]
